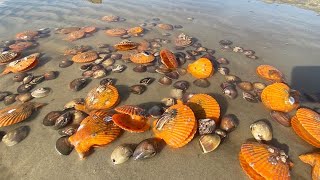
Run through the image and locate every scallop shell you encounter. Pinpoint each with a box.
[112,113,149,133]
[16,30,38,40]
[114,40,138,51]
[239,142,291,180]
[199,134,221,153]
[187,58,213,79]
[2,126,30,146]
[256,65,284,82]
[127,27,144,36]
[115,105,147,117]
[82,26,97,33]
[31,87,50,98]
[65,30,85,41]
[0,51,19,64]
[1,53,40,75]
[105,28,127,37]
[9,41,34,52]
[270,111,291,127]
[299,152,320,180]
[237,81,253,92]
[85,84,119,111]
[261,83,299,112]
[130,52,155,64]
[72,51,98,63]
[153,100,197,148]
[291,108,320,147]
[69,110,121,159]
[159,49,178,69]
[0,102,45,127]
[187,94,221,123]
[157,23,174,30]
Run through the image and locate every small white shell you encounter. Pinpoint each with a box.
[250,121,272,141]
[31,87,50,98]
[111,144,133,165]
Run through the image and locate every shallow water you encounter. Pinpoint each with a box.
[0,0,319,179]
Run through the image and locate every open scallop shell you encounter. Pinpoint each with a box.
[256,65,284,82]
[85,84,119,111]
[72,51,98,63]
[112,113,150,133]
[187,58,213,79]
[159,49,178,69]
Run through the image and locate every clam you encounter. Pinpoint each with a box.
[71,110,88,125]
[243,50,255,56]
[270,111,291,127]
[220,114,238,132]
[158,76,172,85]
[63,98,85,110]
[140,77,154,86]
[111,144,134,165]
[58,124,79,136]
[161,98,176,107]
[69,78,88,91]
[31,87,50,98]
[216,57,229,65]
[177,68,187,76]
[219,40,233,46]
[198,118,216,135]
[92,69,107,79]
[29,76,45,85]
[225,75,241,83]
[155,67,171,74]
[133,139,157,160]
[82,70,94,78]
[165,71,179,80]
[55,136,74,155]
[182,92,195,103]
[4,94,17,105]
[220,82,234,90]
[130,84,146,95]
[221,45,232,51]
[250,121,272,142]
[133,65,147,73]
[193,79,210,88]
[0,91,11,101]
[170,88,184,99]
[111,54,122,60]
[214,129,228,140]
[199,134,221,153]
[102,58,115,67]
[217,67,229,75]
[43,111,64,126]
[237,81,253,92]
[17,84,34,94]
[23,74,34,84]
[95,58,105,64]
[233,46,244,53]
[80,63,93,71]
[53,111,72,130]
[91,64,104,71]
[173,80,189,91]
[2,126,29,146]
[59,60,73,68]
[146,66,157,73]
[112,64,126,73]
[13,72,28,82]
[148,105,164,118]
[253,82,267,91]
[242,92,258,103]
[223,87,238,99]
[43,71,57,80]
[100,78,115,86]
[16,93,33,103]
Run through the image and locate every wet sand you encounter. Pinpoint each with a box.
[0,0,320,179]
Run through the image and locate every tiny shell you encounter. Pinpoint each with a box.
[193,79,210,88]
[16,93,33,103]
[111,144,134,165]
[220,114,238,132]
[250,121,273,141]
[198,118,216,135]
[69,78,88,91]
[173,80,189,91]
[199,134,221,153]
[2,126,29,146]
[31,87,50,98]
[93,69,107,79]
[216,57,229,65]
[237,81,253,92]
[112,64,126,73]
[43,111,63,126]
[55,136,74,155]
[270,111,291,127]
[217,67,229,75]
[13,72,28,82]
[140,77,154,86]
[161,98,176,107]
[243,50,255,56]
[4,94,17,105]
[219,40,233,46]
[158,76,172,85]
[130,84,146,95]
[133,139,157,160]
[53,111,72,130]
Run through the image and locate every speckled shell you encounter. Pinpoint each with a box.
[72,51,98,63]
[1,53,39,75]
[239,142,291,180]
[130,52,155,64]
[153,101,196,148]
[187,58,213,79]
[9,42,33,52]
[15,30,39,40]
[112,114,150,133]
[256,65,284,82]
[127,27,144,35]
[159,49,178,69]
[299,152,320,180]
[65,30,85,41]
[85,84,119,111]
[105,28,127,37]
[187,94,221,123]
[0,51,19,64]
[0,102,44,127]
[292,108,320,148]
[261,83,299,113]
[69,110,121,159]
[114,40,138,51]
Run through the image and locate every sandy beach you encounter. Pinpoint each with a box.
[0,0,320,179]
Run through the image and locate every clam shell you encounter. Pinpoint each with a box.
[133,65,147,73]
[193,78,210,88]
[82,70,94,77]
[59,60,73,68]
[170,88,184,99]
[146,66,157,73]
[219,40,232,46]
[63,98,85,110]
[225,75,241,83]
[253,82,267,91]
[243,92,258,103]
[250,121,273,141]
[92,69,107,79]
[71,110,88,125]
[237,81,253,92]
[220,82,234,90]
[165,71,179,80]
[58,124,79,136]
[55,136,74,155]
[270,111,291,127]
[23,74,34,84]
[199,134,221,153]
[111,144,134,165]
[215,129,228,140]
[155,66,171,74]
[31,87,50,98]
[133,139,157,160]
[198,118,216,135]
[53,111,73,130]
[4,94,17,105]
[102,58,115,67]
[130,84,147,95]
[2,126,29,146]
[43,71,57,80]
[29,75,45,85]
[43,111,63,126]
[80,63,93,71]
[0,91,11,101]
[173,80,189,91]
[216,57,229,65]
[177,68,187,76]
[13,72,28,82]
[220,114,238,132]
[91,64,104,71]
[217,67,229,75]
[243,50,255,56]
[158,76,172,85]
[69,78,88,91]
[16,93,33,103]
[139,77,154,86]
[223,86,238,99]
[100,78,115,86]
[148,105,164,118]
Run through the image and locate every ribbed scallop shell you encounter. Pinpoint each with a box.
[65,30,85,41]
[153,101,196,148]
[256,65,284,82]
[187,58,213,79]
[130,52,155,64]
[291,108,320,147]
[9,42,33,52]
[72,51,98,63]
[85,84,119,110]
[115,105,147,117]
[105,28,127,37]
[160,49,178,69]
[15,30,39,40]
[239,142,291,180]
[0,102,39,127]
[0,51,19,64]
[112,114,150,133]
[1,53,39,75]
[69,110,121,158]
[299,152,320,180]
[261,83,299,113]
[186,94,220,123]
[127,27,144,35]
[114,40,138,51]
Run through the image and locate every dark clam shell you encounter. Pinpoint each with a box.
[217,67,229,75]
[0,91,11,101]
[43,111,64,126]
[23,74,34,84]
[133,65,147,73]
[220,114,238,132]
[13,72,28,82]
[223,86,238,99]
[17,84,34,93]
[53,111,73,130]
[177,68,187,76]
[173,80,189,91]
[140,77,155,86]
[193,79,210,88]
[221,45,232,51]
[16,93,33,103]
[225,75,241,83]
[270,111,291,127]
[58,124,79,136]
[69,78,88,91]
[219,40,233,46]
[146,66,157,73]
[148,105,164,118]
[29,75,45,85]
[4,94,17,105]
[198,119,216,135]
[92,64,104,71]
[43,71,58,80]
[175,52,186,66]
[82,70,94,78]
[100,78,116,86]
[220,82,234,90]
[55,136,74,155]
[133,138,158,160]
[165,71,179,80]
[59,60,73,68]
[80,63,93,71]
[237,81,253,92]
[216,57,229,65]
[155,66,171,74]
[0,131,5,142]
[130,85,147,95]
[158,76,172,85]
[242,92,258,103]
[2,126,30,146]
[185,54,195,61]
[215,129,228,141]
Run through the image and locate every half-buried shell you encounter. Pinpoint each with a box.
[270,111,291,127]
[69,78,88,91]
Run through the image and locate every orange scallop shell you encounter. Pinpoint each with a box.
[239,141,291,180]
[157,23,173,30]
[72,51,98,63]
[85,84,119,111]
[105,28,127,37]
[187,58,213,79]
[261,83,299,113]
[256,65,284,82]
[115,105,147,118]
[69,110,121,159]
[127,27,144,36]
[291,108,320,147]
[65,30,85,41]
[1,53,40,75]
[186,94,221,123]
[9,42,34,52]
[112,113,150,133]
[159,49,178,69]
[114,40,138,51]
[299,152,320,180]
[15,30,39,40]
[153,101,196,148]
[0,102,45,127]
[130,52,155,64]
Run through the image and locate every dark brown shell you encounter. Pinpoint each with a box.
[270,111,291,127]
[43,111,64,126]
[158,76,172,85]
[69,78,88,91]
[130,85,146,95]
[193,79,210,88]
